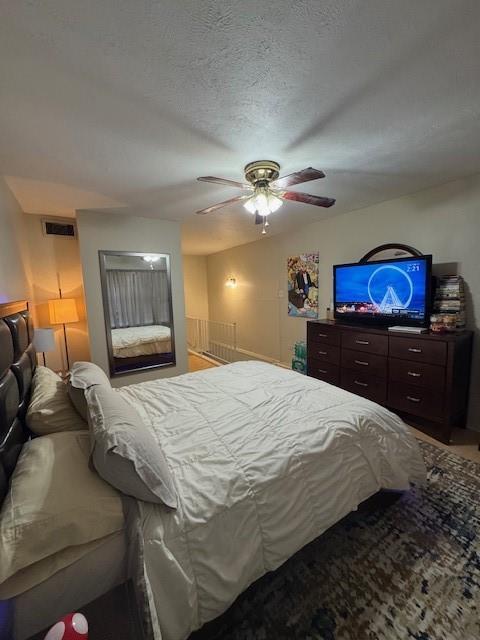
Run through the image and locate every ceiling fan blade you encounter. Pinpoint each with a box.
[272,167,325,189]
[282,191,335,208]
[196,194,249,215]
[197,176,251,189]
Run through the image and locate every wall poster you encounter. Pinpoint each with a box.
[287,253,319,318]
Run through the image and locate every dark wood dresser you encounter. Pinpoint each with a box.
[307,320,473,444]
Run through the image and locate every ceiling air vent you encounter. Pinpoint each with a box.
[42,219,76,238]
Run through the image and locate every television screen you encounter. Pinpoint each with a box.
[334,255,432,325]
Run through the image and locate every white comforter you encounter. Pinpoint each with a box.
[111,325,171,357]
[118,361,426,640]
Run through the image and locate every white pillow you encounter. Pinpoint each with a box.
[0,431,124,588]
[86,385,177,507]
[26,366,87,434]
[68,361,111,420]
[69,361,111,389]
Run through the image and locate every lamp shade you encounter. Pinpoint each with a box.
[33,328,55,353]
[48,298,79,325]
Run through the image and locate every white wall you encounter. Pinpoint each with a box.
[77,211,187,385]
[183,255,209,320]
[0,178,31,302]
[207,173,480,430]
[23,214,90,370]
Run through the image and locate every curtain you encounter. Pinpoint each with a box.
[106,269,170,328]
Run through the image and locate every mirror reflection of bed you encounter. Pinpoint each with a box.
[99,252,176,375]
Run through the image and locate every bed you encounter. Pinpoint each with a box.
[118,361,426,640]
[111,325,172,358]
[0,302,426,640]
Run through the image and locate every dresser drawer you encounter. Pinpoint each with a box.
[341,331,388,355]
[389,358,445,392]
[307,323,341,346]
[341,369,387,405]
[308,344,340,365]
[307,360,340,386]
[342,348,387,378]
[389,336,447,365]
[388,383,444,421]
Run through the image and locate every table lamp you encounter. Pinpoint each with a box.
[48,298,79,370]
[33,328,56,366]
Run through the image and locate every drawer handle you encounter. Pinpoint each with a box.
[354,359,369,366]
[318,350,327,355]
[355,339,370,345]
[318,369,327,374]
[354,380,368,387]
[408,371,422,378]
[408,347,422,353]
[318,333,328,338]
[407,395,421,403]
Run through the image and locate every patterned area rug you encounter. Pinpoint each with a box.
[191,441,480,640]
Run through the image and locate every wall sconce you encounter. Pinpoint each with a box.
[225,277,237,289]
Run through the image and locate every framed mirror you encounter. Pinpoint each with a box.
[99,251,176,376]
[360,243,423,263]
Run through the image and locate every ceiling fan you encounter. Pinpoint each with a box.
[196,160,335,234]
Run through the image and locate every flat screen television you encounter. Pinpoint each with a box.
[333,255,432,326]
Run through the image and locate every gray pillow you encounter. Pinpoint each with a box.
[68,361,111,420]
[85,385,177,508]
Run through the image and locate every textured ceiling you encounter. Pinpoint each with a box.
[1,1,480,254]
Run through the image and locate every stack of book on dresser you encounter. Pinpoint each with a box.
[433,275,466,329]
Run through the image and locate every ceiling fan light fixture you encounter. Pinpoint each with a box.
[243,188,283,217]
[243,197,257,215]
[254,190,270,216]
[267,192,283,213]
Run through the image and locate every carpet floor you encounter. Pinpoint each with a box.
[191,441,480,640]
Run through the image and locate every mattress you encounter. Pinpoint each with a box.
[111,325,172,358]
[13,530,128,640]
[118,361,427,640]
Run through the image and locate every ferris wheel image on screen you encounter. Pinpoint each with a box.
[334,258,429,321]
[369,264,414,313]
